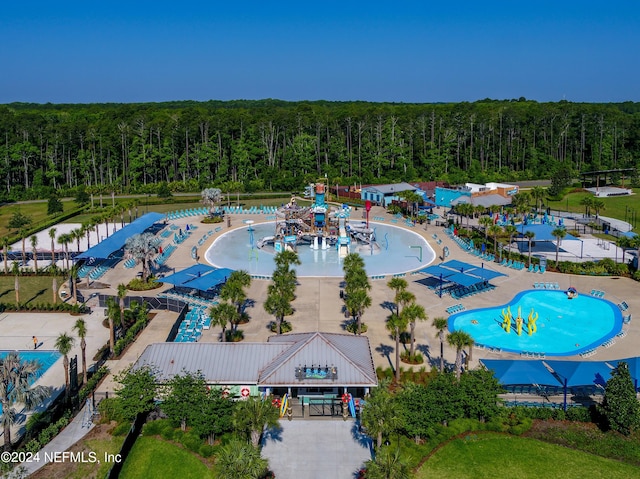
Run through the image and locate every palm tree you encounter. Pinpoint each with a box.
[30,235,38,272]
[48,227,57,268]
[524,230,535,266]
[592,198,605,218]
[92,215,103,242]
[12,261,20,304]
[487,224,502,257]
[124,232,158,281]
[360,384,401,450]
[364,447,411,479]
[215,440,268,479]
[52,276,58,304]
[19,227,28,266]
[106,296,119,354]
[580,195,594,217]
[387,277,408,312]
[55,332,75,401]
[552,227,567,264]
[504,225,518,260]
[386,312,408,382]
[447,330,473,380]
[0,352,51,450]
[73,318,88,385]
[2,238,9,274]
[83,221,94,250]
[344,288,372,334]
[432,317,448,373]
[479,216,493,241]
[210,302,238,341]
[404,302,427,357]
[264,271,296,335]
[69,263,80,303]
[220,270,252,320]
[72,228,83,253]
[117,283,128,332]
[530,186,546,214]
[233,397,280,447]
[57,233,72,271]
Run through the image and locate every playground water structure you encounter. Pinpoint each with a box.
[0,350,61,414]
[205,221,435,278]
[448,290,623,356]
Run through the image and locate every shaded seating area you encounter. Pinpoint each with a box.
[160,264,234,306]
[418,259,507,298]
[480,358,632,410]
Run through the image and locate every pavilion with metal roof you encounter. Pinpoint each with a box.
[133,332,378,401]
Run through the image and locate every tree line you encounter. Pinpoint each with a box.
[1,99,639,201]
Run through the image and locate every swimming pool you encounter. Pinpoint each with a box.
[205,222,435,277]
[0,350,61,413]
[448,290,623,356]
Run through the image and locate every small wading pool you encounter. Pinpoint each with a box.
[448,290,623,356]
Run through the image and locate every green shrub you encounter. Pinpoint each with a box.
[225,329,244,342]
[269,320,292,333]
[181,432,203,453]
[79,366,109,402]
[400,351,424,365]
[161,425,176,441]
[98,397,124,423]
[126,278,163,291]
[24,439,40,454]
[112,422,132,436]
[199,444,215,457]
[345,321,368,334]
[142,419,173,436]
[508,417,533,435]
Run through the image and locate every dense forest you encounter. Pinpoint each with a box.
[1,99,639,200]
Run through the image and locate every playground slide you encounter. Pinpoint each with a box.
[338,226,349,257]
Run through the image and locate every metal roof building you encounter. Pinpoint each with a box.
[133,332,378,393]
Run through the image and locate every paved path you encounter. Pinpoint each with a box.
[18,402,95,476]
[262,419,372,479]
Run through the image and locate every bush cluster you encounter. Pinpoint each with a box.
[79,366,110,402]
[0,302,89,313]
[113,313,151,356]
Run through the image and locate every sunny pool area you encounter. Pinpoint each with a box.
[448,290,623,356]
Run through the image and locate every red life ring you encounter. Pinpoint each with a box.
[241,386,250,398]
[342,393,350,403]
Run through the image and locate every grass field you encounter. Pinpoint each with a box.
[119,436,214,479]
[546,188,640,232]
[0,275,64,305]
[416,433,640,479]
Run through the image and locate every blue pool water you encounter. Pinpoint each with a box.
[205,222,435,277]
[0,350,61,413]
[448,290,623,356]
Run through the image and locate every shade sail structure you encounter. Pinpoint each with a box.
[516,224,578,242]
[418,259,507,288]
[161,264,234,292]
[76,212,165,261]
[545,360,613,387]
[480,359,558,386]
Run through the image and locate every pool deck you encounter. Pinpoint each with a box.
[3,203,639,454]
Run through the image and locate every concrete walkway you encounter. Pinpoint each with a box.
[262,419,372,479]
[18,402,95,476]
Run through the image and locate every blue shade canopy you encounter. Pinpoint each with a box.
[76,212,165,261]
[481,359,559,386]
[545,360,613,387]
[418,265,458,278]
[516,224,578,242]
[160,264,218,286]
[419,259,507,287]
[445,272,483,287]
[161,264,234,292]
[441,259,477,271]
[184,268,235,291]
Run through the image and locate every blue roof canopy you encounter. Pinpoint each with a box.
[516,224,578,242]
[481,359,559,386]
[545,360,613,387]
[418,259,507,288]
[77,212,165,261]
[161,264,234,292]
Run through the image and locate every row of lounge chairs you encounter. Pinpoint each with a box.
[520,351,546,359]
[174,307,212,343]
[450,282,495,299]
[155,244,176,266]
[618,301,629,311]
[500,259,526,270]
[167,207,209,220]
[446,304,465,314]
[590,289,605,298]
[533,282,559,289]
[527,263,546,273]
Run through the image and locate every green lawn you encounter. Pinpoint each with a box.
[416,433,640,479]
[0,199,78,239]
[0,275,64,305]
[119,436,214,479]
[546,188,640,232]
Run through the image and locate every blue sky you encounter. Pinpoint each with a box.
[1,1,638,104]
